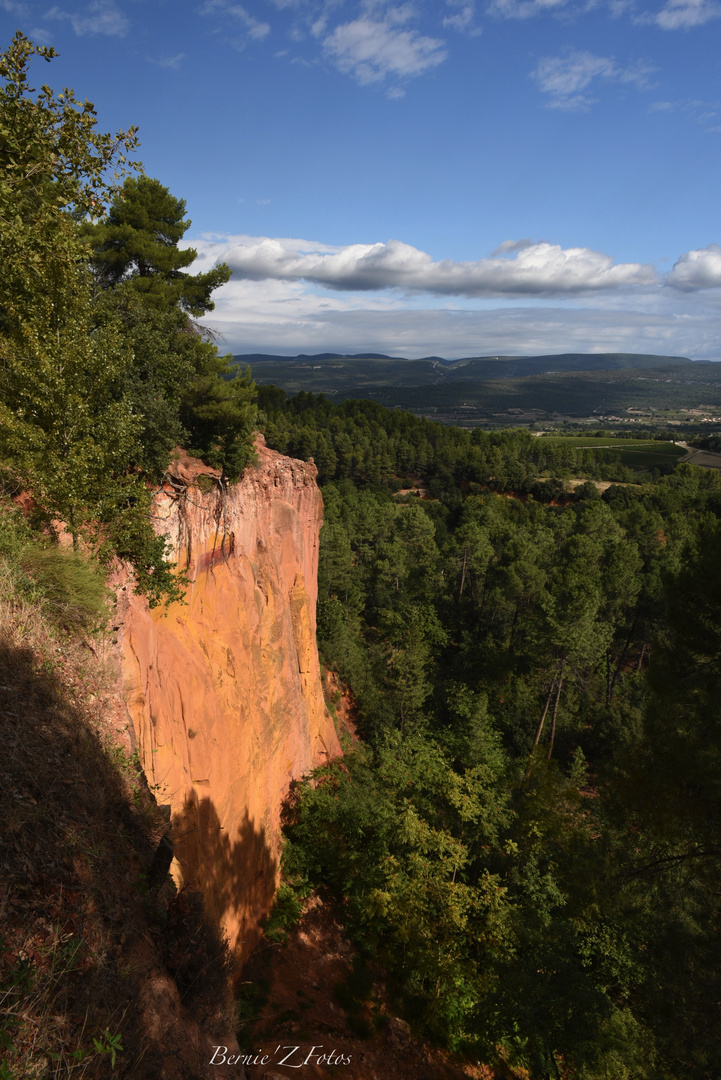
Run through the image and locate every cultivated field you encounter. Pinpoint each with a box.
[539,436,688,470]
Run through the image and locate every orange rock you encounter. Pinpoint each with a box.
[118,435,340,964]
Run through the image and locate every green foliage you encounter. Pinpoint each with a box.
[260,882,309,944]
[84,166,257,484]
[0,33,144,551]
[266,393,721,1077]
[20,545,109,629]
[0,32,139,268]
[258,388,658,493]
[95,291,258,481]
[83,175,231,316]
[0,32,257,601]
[92,1030,123,1068]
[0,32,182,599]
[181,361,258,481]
[0,251,145,545]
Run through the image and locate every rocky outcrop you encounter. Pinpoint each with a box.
[117,435,340,964]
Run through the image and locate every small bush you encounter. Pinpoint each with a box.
[0,500,110,630]
[260,881,308,944]
[20,545,110,630]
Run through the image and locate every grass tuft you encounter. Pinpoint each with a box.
[20,546,110,631]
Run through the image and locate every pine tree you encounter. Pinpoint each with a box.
[83,175,231,315]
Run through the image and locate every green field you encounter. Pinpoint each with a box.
[540,436,687,470]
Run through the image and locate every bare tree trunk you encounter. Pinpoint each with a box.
[636,642,647,672]
[534,680,556,747]
[607,618,637,704]
[459,549,467,601]
[605,650,612,706]
[547,657,565,761]
[69,505,78,552]
[547,1044,561,1080]
[508,602,520,651]
[526,678,556,779]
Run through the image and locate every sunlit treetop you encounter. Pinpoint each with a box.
[0,30,140,223]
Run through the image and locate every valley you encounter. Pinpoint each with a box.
[237,351,721,430]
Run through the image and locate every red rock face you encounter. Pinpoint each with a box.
[118,436,340,963]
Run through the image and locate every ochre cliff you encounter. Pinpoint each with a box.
[117,435,340,964]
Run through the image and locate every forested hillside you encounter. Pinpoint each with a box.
[258,386,676,489]
[259,389,721,1080]
[242,352,721,428]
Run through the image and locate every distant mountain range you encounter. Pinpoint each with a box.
[232,351,721,428]
[234,351,696,376]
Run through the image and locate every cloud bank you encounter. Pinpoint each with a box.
[197,276,721,360]
[209,235,656,297]
[199,234,721,300]
[187,234,721,361]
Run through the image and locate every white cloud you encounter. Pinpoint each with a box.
[487,0,571,20]
[200,0,271,39]
[323,9,447,84]
[652,0,721,27]
[1,0,30,15]
[46,0,128,36]
[202,234,656,296]
[485,0,720,27]
[532,51,654,109]
[667,244,721,289]
[492,238,536,255]
[443,0,483,34]
[646,97,721,131]
[148,53,185,70]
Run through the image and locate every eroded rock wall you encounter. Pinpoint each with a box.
[117,436,339,963]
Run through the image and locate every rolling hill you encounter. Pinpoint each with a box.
[233,351,721,428]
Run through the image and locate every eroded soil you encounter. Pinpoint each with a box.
[238,896,498,1080]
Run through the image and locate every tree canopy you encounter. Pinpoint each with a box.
[83,175,232,315]
[0,32,256,601]
[260,389,721,1079]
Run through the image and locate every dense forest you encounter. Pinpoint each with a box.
[257,385,649,491]
[258,389,721,1080]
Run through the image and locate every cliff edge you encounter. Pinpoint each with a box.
[117,434,340,963]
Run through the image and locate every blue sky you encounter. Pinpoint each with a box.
[3,0,721,358]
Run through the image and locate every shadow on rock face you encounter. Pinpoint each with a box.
[171,793,278,973]
[0,633,245,1078]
